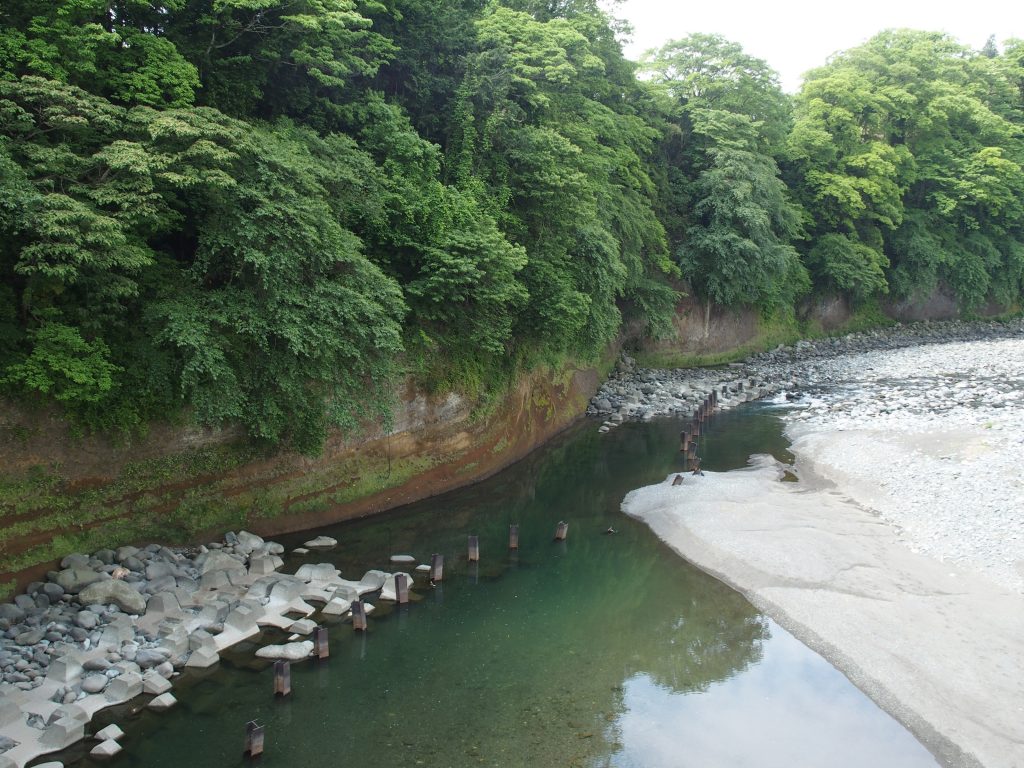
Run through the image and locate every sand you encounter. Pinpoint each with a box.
[622,338,1024,768]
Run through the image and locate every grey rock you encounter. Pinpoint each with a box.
[122,556,145,572]
[79,581,147,615]
[75,610,99,629]
[194,550,245,576]
[0,605,25,622]
[145,562,175,581]
[54,568,105,594]
[303,535,337,548]
[115,546,139,562]
[41,583,66,601]
[60,553,90,570]
[94,548,116,565]
[15,628,45,646]
[81,674,108,694]
[235,530,264,554]
[254,641,313,660]
[135,649,169,669]
[14,595,34,611]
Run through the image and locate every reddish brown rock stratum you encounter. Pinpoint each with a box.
[0,362,600,590]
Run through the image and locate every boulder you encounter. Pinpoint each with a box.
[295,563,338,583]
[194,551,245,576]
[135,649,169,669]
[255,641,313,660]
[358,570,388,592]
[115,546,139,563]
[79,581,146,615]
[303,536,337,548]
[287,619,317,635]
[41,582,66,601]
[144,562,175,581]
[0,604,25,622]
[235,530,264,554]
[321,597,352,616]
[60,553,90,569]
[81,674,108,694]
[53,568,105,594]
[15,628,45,646]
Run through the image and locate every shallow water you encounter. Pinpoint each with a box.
[63,408,937,768]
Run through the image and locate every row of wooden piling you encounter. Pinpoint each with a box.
[245,519,572,758]
[679,387,729,470]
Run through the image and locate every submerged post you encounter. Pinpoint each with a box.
[509,524,520,550]
[245,721,265,757]
[555,521,569,541]
[351,600,367,631]
[273,660,291,697]
[313,626,329,659]
[468,535,480,562]
[430,553,444,582]
[680,430,690,453]
[395,573,410,605]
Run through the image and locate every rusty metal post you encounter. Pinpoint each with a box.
[509,524,519,550]
[430,553,444,582]
[351,600,367,631]
[395,573,409,605]
[468,535,480,562]
[554,521,568,541]
[273,660,291,697]
[245,721,265,757]
[313,626,329,659]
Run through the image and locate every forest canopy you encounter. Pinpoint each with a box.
[1,1,1022,451]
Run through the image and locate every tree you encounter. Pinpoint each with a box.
[642,35,808,314]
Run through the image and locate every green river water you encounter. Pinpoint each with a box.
[57,407,939,768]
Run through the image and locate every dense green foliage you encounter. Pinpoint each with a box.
[2,2,1023,451]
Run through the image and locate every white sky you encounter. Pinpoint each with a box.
[613,0,1024,92]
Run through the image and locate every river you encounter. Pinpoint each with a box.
[59,407,938,767]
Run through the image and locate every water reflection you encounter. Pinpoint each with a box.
[607,625,937,768]
[65,410,934,768]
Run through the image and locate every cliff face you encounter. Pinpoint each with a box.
[0,288,1003,591]
[0,362,601,589]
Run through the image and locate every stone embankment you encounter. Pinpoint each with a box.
[588,318,1024,428]
[0,532,423,767]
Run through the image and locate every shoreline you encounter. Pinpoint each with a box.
[0,531,422,768]
[622,336,1024,768]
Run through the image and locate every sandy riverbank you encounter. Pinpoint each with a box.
[623,337,1024,768]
